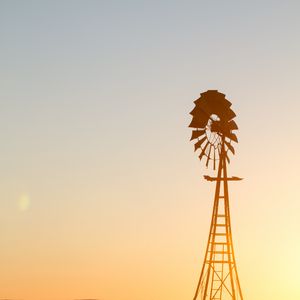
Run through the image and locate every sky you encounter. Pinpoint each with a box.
[0,1,300,299]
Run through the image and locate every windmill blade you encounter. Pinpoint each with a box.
[205,156,210,167]
[228,120,238,130]
[225,140,235,155]
[198,90,225,100]
[225,132,238,143]
[224,108,236,121]
[189,111,209,128]
[190,129,206,141]
[197,90,231,109]
[225,152,230,164]
[194,136,207,151]
[213,148,216,170]
[199,141,209,160]
[195,96,233,122]
[206,145,213,167]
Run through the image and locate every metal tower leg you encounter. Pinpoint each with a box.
[192,144,243,300]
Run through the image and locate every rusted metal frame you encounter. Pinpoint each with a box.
[210,264,232,298]
[222,138,237,300]
[209,258,216,298]
[192,155,223,300]
[220,244,225,299]
[200,268,210,299]
[203,156,224,300]
[225,188,244,300]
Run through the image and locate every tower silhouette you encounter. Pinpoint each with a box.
[189,90,243,300]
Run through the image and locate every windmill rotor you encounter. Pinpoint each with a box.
[189,90,238,169]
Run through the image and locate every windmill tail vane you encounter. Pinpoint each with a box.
[189,90,244,300]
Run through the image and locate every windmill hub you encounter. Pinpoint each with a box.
[210,120,222,133]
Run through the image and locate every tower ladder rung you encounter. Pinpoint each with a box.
[207,260,234,264]
[210,242,229,245]
[209,250,230,254]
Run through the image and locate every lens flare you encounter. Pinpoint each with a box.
[18,194,30,211]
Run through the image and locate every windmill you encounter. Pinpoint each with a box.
[189,90,243,300]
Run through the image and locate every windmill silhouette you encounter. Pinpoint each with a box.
[189,90,243,300]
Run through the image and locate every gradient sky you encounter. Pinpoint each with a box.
[1,1,300,299]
